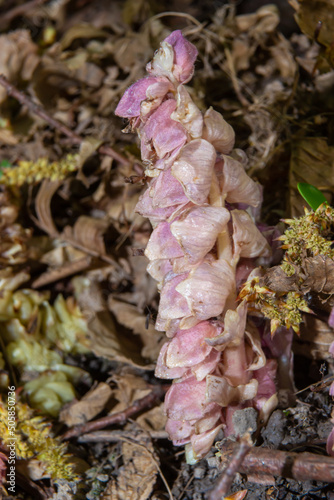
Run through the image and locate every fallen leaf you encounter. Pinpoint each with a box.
[301,255,334,294]
[0,30,39,103]
[295,315,334,360]
[108,298,165,363]
[103,435,158,500]
[290,0,334,50]
[35,179,62,237]
[59,382,113,426]
[87,311,154,369]
[62,216,109,256]
[289,138,334,216]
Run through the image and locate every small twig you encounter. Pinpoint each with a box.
[61,384,169,440]
[77,429,169,443]
[31,256,92,288]
[209,435,252,500]
[216,441,334,484]
[0,0,48,27]
[0,74,131,166]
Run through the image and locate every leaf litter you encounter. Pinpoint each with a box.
[0,0,334,498]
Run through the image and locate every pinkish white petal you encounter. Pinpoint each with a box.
[171,86,203,139]
[245,325,266,371]
[157,273,191,324]
[195,405,223,434]
[231,209,271,259]
[141,99,187,160]
[152,168,189,208]
[253,359,277,412]
[206,375,258,407]
[175,259,235,321]
[147,30,198,84]
[165,321,219,368]
[164,376,216,421]
[202,107,235,154]
[170,206,230,264]
[165,417,193,443]
[140,79,173,117]
[115,77,159,118]
[191,423,224,459]
[147,259,173,284]
[164,30,198,83]
[206,300,248,350]
[145,222,183,261]
[172,139,216,205]
[135,181,186,222]
[146,40,174,81]
[217,156,262,207]
[191,349,221,381]
[155,343,187,379]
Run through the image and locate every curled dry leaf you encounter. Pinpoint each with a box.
[87,311,155,369]
[289,138,334,216]
[0,30,39,104]
[59,382,113,427]
[35,179,62,237]
[62,215,109,256]
[295,315,334,360]
[102,435,158,500]
[290,0,334,51]
[263,255,334,295]
[108,297,165,363]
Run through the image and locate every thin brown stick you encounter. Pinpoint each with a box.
[61,384,169,440]
[216,440,334,484]
[0,0,48,26]
[209,435,252,500]
[77,429,169,443]
[0,74,131,166]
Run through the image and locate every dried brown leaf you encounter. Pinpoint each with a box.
[262,265,300,293]
[35,179,61,237]
[289,138,334,216]
[59,382,113,427]
[59,24,109,50]
[301,255,334,294]
[111,372,151,413]
[102,435,158,500]
[0,30,39,103]
[62,216,108,256]
[87,311,154,369]
[295,315,334,360]
[290,0,334,49]
[108,298,165,363]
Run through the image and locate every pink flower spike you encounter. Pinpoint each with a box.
[175,259,235,321]
[147,30,198,84]
[190,423,224,459]
[164,30,198,83]
[172,139,216,205]
[164,376,216,421]
[170,206,230,265]
[115,77,159,119]
[141,99,187,160]
[145,222,184,261]
[202,107,235,154]
[165,321,220,368]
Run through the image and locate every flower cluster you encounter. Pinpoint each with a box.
[116,31,277,462]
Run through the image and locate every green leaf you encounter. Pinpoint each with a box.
[297,182,328,210]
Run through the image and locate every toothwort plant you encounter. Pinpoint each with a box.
[116,30,278,463]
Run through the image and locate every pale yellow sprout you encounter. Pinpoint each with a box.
[0,154,79,186]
